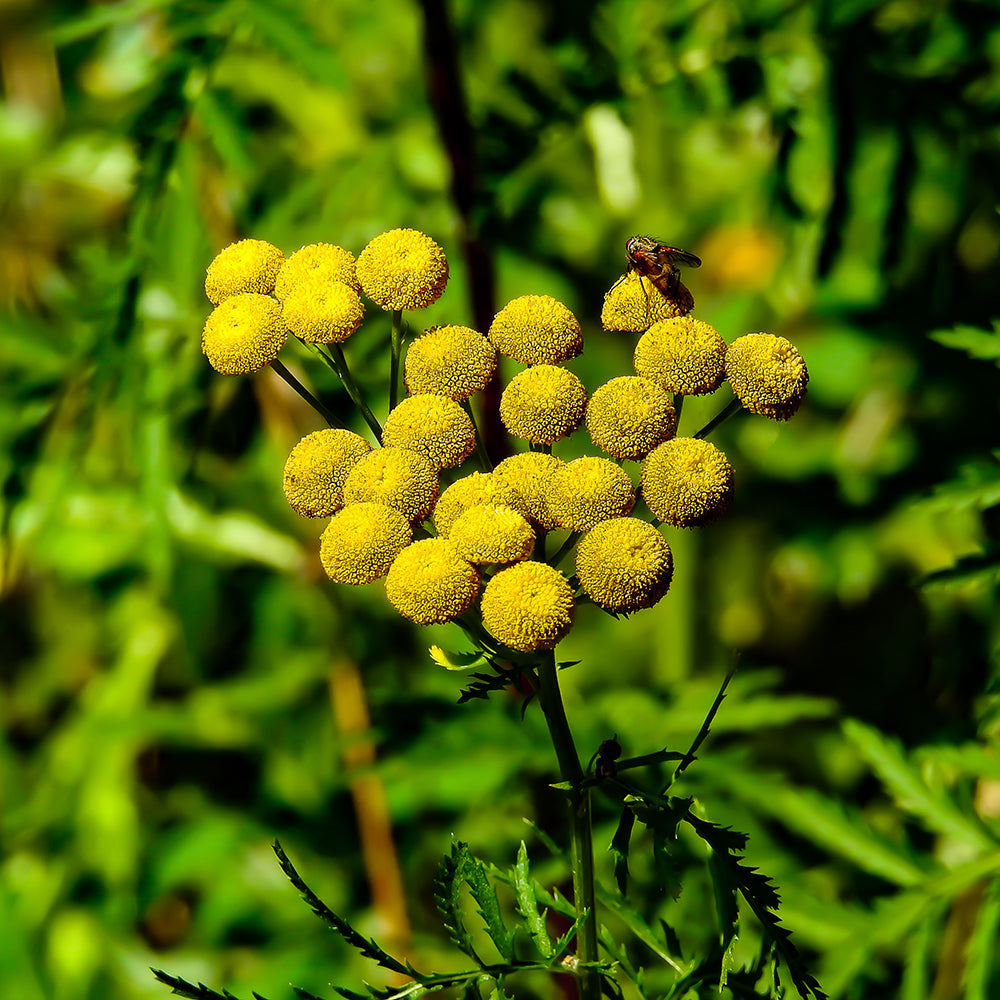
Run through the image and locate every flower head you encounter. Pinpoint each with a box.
[342,446,439,521]
[480,561,575,652]
[274,243,359,300]
[499,365,587,446]
[320,503,412,584]
[725,333,809,420]
[575,517,673,613]
[585,376,677,460]
[281,278,364,344]
[492,453,564,531]
[201,293,288,375]
[205,239,284,305]
[633,316,727,395]
[282,428,373,517]
[488,295,583,366]
[381,394,476,470]
[641,437,734,527]
[355,229,449,311]
[546,456,636,532]
[601,271,694,333]
[404,324,497,400]
[433,472,528,536]
[449,505,535,564]
[385,538,480,624]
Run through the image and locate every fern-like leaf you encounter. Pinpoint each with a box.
[151,970,269,1000]
[434,843,473,957]
[685,814,826,1000]
[670,664,736,786]
[457,843,515,961]
[611,806,636,895]
[272,841,408,977]
[512,841,554,958]
[457,664,525,704]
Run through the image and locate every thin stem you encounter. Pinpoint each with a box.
[390,309,404,413]
[461,398,492,471]
[271,359,347,429]
[694,396,742,439]
[327,344,384,439]
[535,649,600,1000]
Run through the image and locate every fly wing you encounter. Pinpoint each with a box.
[658,245,701,269]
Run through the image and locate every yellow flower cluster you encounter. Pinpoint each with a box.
[201,227,809,653]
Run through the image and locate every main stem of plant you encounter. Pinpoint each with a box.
[535,649,600,1000]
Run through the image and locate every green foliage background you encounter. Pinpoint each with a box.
[2,0,999,998]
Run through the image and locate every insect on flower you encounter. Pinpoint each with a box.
[624,235,701,299]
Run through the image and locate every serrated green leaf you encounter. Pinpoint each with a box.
[512,841,554,958]
[920,455,1000,513]
[900,912,937,1000]
[697,760,929,887]
[822,851,1000,996]
[272,842,409,977]
[429,645,490,670]
[843,720,997,852]
[434,845,472,957]
[920,548,1000,588]
[457,844,515,961]
[963,876,1000,1000]
[611,807,636,895]
[707,846,741,992]
[928,322,1000,363]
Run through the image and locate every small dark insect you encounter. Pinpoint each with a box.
[625,235,702,299]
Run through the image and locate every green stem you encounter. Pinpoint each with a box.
[327,344,384,439]
[390,309,404,413]
[461,398,492,471]
[535,649,600,1000]
[307,344,383,439]
[694,396,742,439]
[270,359,347,429]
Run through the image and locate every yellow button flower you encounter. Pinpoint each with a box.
[725,333,809,420]
[433,472,529,536]
[449,505,535,565]
[585,376,677,460]
[282,428,373,517]
[274,243,359,300]
[547,456,636,532]
[205,238,285,305]
[381,394,476,470]
[641,437,734,527]
[492,452,564,531]
[481,561,576,652]
[499,365,587,446]
[342,446,439,521]
[634,316,727,395]
[575,517,673,613]
[601,271,693,333]
[319,503,412,584]
[488,295,583,366]
[201,293,288,375]
[385,538,480,624]
[355,229,449,311]
[281,278,364,344]
[404,324,497,400]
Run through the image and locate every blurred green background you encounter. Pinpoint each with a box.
[2,0,999,998]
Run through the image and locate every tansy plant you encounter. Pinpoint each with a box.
[156,229,818,1000]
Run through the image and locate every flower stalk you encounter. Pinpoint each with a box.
[271,359,347,430]
[534,649,601,1000]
